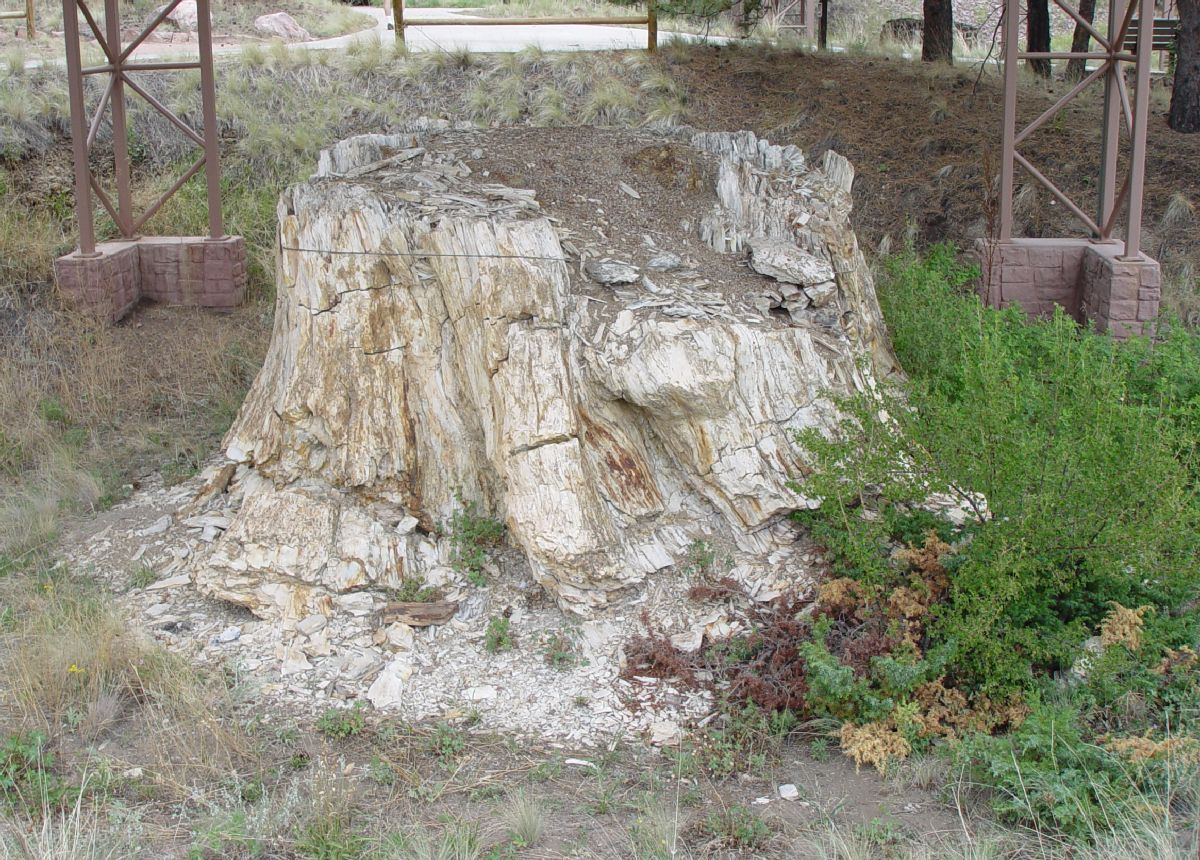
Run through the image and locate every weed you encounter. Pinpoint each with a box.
[316,703,366,740]
[702,804,771,850]
[129,564,158,590]
[484,617,514,654]
[447,496,504,585]
[504,791,545,848]
[295,815,366,860]
[0,730,76,816]
[541,630,578,668]
[428,722,465,766]
[681,538,716,577]
[389,574,440,603]
[528,755,562,782]
[366,754,395,787]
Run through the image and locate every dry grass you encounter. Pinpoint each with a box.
[0,566,260,801]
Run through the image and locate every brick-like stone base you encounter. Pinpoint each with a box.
[54,236,247,323]
[53,242,141,323]
[975,238,1160,337]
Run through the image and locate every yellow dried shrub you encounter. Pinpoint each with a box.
[839,720,911,773]
[1099,603,1153,651]
[817,577,866,617]
[1104,735,1200,764]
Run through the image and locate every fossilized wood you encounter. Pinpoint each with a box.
[194,125,895,621]
[382,601,459,627]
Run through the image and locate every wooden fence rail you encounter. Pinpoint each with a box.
[0,0,35,38]
[394,0,658,52]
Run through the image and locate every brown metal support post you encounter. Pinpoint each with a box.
[104,0,134,238]
[1122,0,1152,259]
[195,0,224,240]
[647,0,657,52]
[998,0,1019,241]
[1097,0,1125,237]
[63,0,97,256]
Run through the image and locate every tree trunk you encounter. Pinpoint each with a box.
[1064,0,1097,81]
[195,126,896,623]
[1027,0,1052,77]
[1171,0,1200,132]
[922,0,954,63]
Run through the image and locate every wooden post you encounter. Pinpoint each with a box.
[395,0,405,48]
[647,0,657,52]
[25,0,33,37]
[818,0,828,49]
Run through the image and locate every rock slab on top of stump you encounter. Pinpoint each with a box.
[193,123,895,623]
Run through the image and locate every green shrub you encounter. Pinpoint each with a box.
[485,616,514,653]
[0,730,76,816]
[800,246,1200,695]
[316,703,366,740]
[785,246,1200,838]
[447,496,505,587]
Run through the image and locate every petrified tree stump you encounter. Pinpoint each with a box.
[196,125,894,622]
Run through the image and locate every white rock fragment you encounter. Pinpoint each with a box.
[296,614,328,637]
[584,259,640,285]
[748,238,836,286]
[138,515,171,537]
[778,783,801,801]
[367,658,413,708]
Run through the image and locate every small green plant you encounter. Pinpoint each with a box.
[129,564,158,590]
[0,731,77,816]
[528,755,562,782]
[485,616,514,653]
[366,754,395,786]
[36,397,69,425]
[390,573,440,603]
[428,721,465,766]
[542,630,577,668]
[188,810,262,860]
[682,539,716,577]
[294,814,366,860]
[702,804,771,850]
[316,702,366,740]
[447,495,505,586]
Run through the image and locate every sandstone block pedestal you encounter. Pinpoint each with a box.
[54,235,248,322]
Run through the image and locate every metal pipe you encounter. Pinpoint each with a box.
[120,61,203,72]
[132,155,206,234]
[1014,152,1103,235]
[195,0,224,240]
[1122,0,1153,259]
[1097,0,1125,234]
[998,0,1019,240]
[63,0,97,255]
[105,0,134,239]
[121,76,205,147]
[1014,61,1108,146]
[85,75,115,151]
